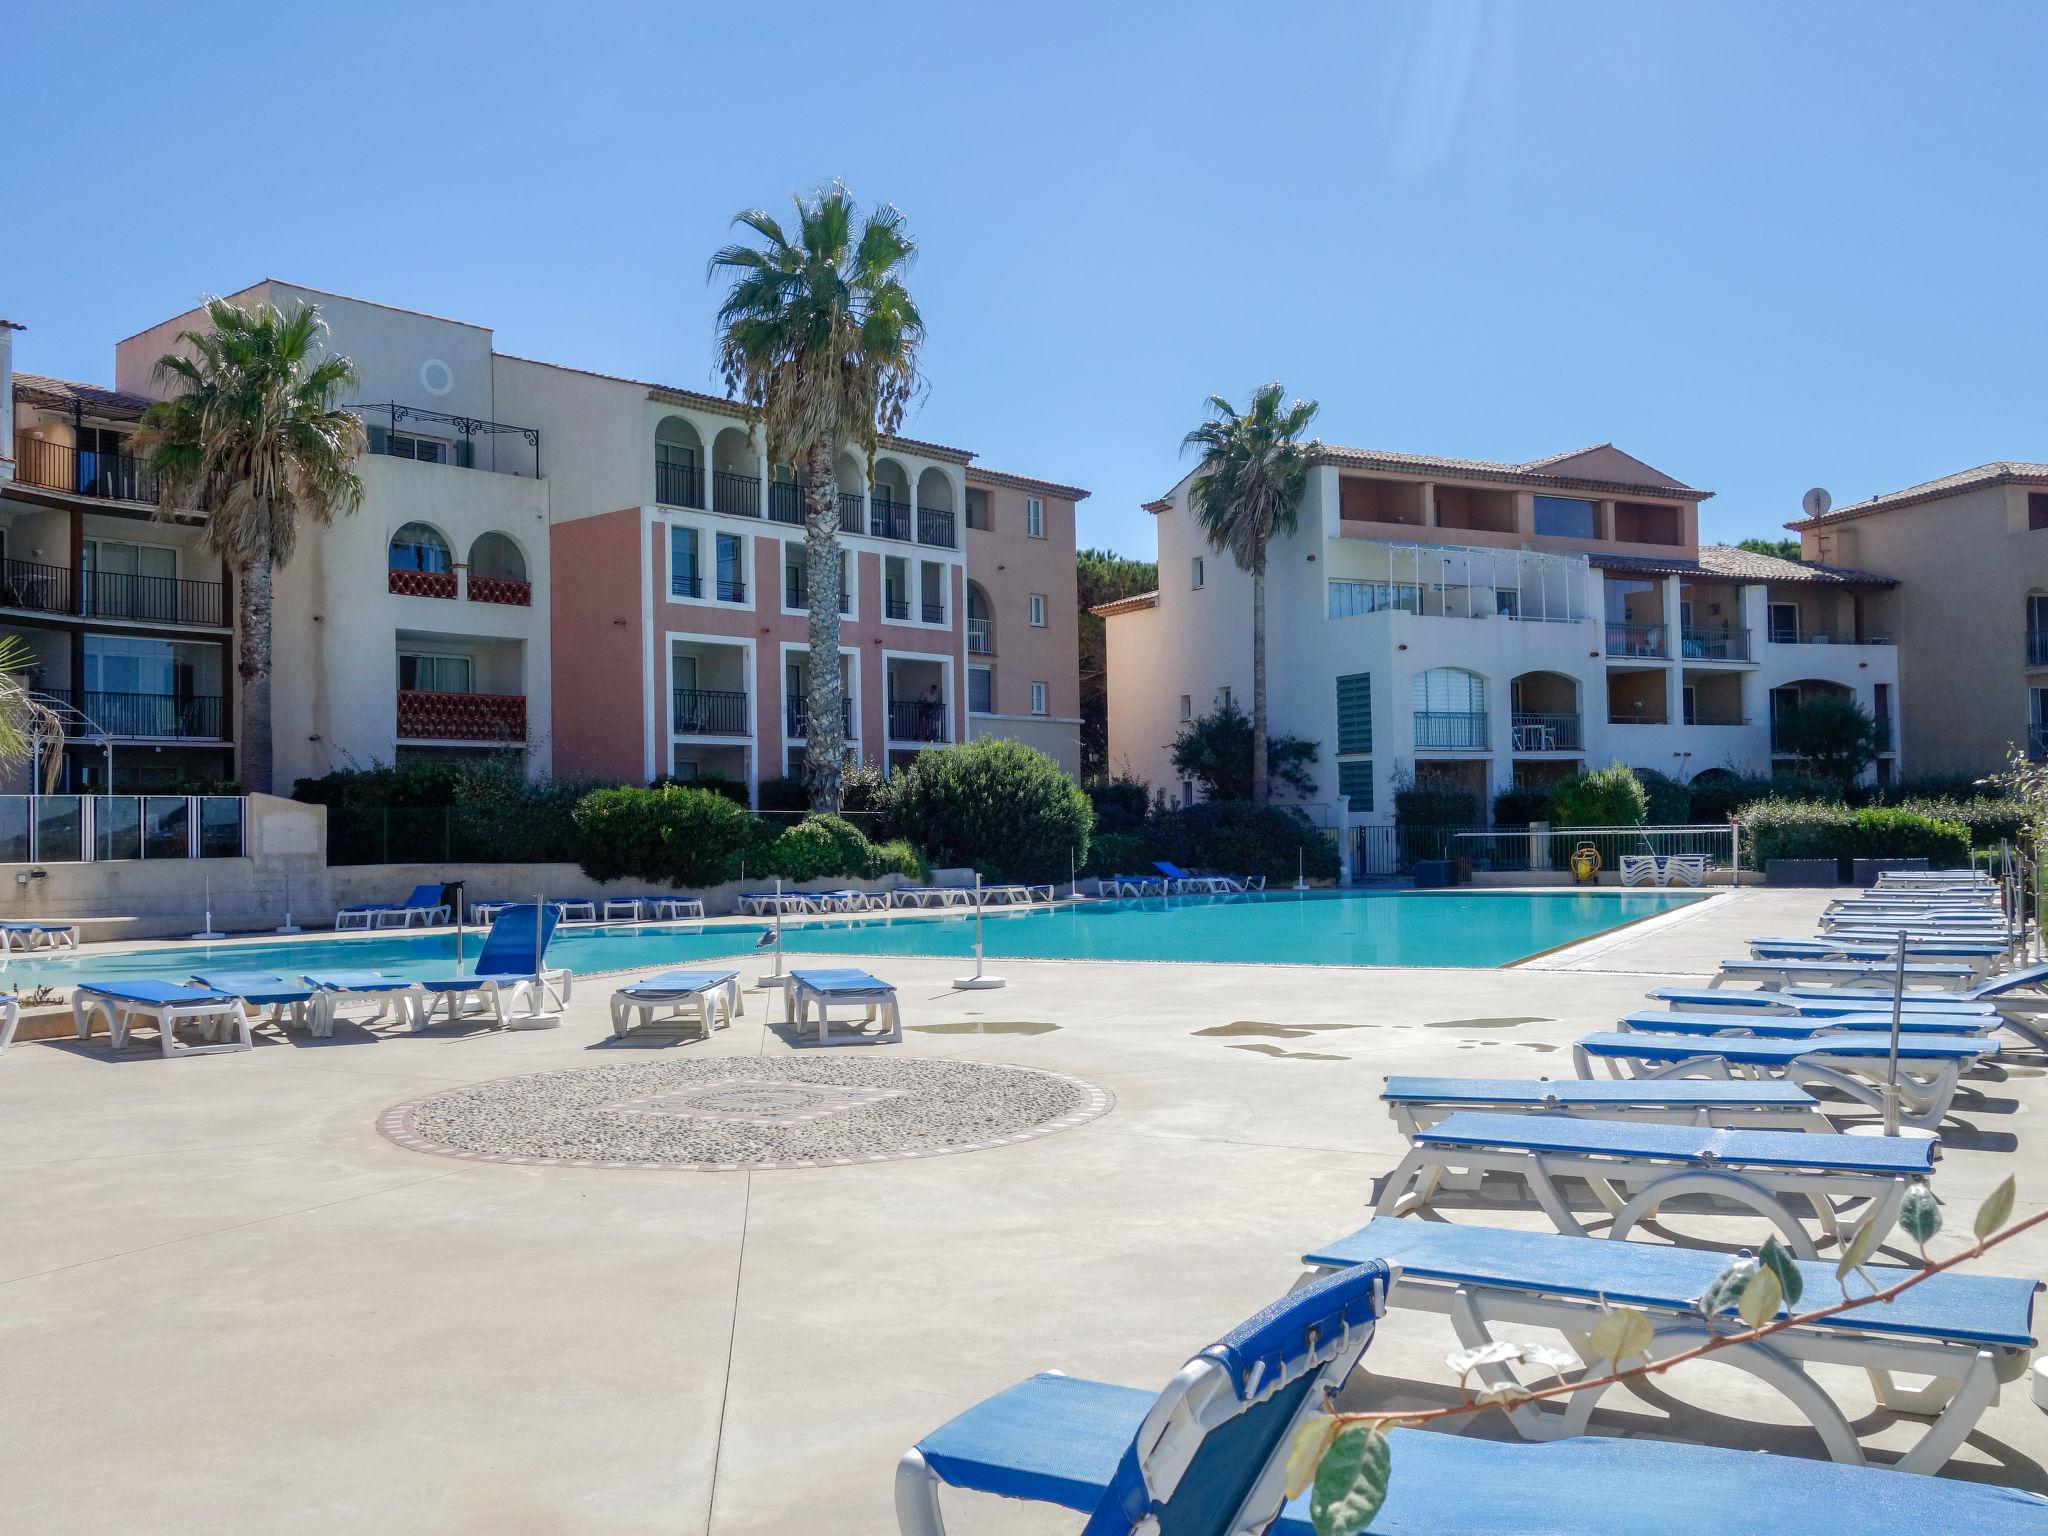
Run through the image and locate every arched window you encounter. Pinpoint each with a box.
[966,581,993,655]
[469,532,527,583]
[389,522,451,572]
[654,416,704,508]
[1413,667,1485,713]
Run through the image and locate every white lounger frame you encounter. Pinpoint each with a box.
[1298,1254,2023,1475]
[1574,1038,1977,1132]
[416,969,573,1032]
[1385,1092,1830,1137]
[0,922,79,952]
[73,989,252,1058]
[609,974,740,1040]
[786,977,901,1045]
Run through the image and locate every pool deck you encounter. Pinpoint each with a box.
[2,885,2043,1532]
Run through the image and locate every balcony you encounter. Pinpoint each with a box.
[1680,626,1752,662]
[1605,622,1667,659]
[656,461,705,510]
[884,596,910,621]
[715,577,746,603]
[838,491,865,536]
[41,689,225,740]
[1767,625,1865,646]
[783,573,850,614]
[0,558,74,616]
[888,698,947,742]
[967,617,994,655]
[396,689,526,742]
[1413,710,1487,750]
[355,403,541,477]
[0,558,226,626]
[1875,713,1895,750]
[768,481,806,526]
[389,567,458,599]
[2030,630,2048,668]
[921,601,946,624]
[1509,712,1581,751]
[917,506,956,548]
[673,688,749,736]
[870,496,913,542]
[468,575,531,607]
[786,697,853,738]
[1686,709,1747,727]
[13,436,158,504]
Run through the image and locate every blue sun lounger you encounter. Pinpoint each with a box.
[1748,935,2006,971]
[1381,1075,1827,1134]
[786,967,900,1045]
[893,1275,2048,1536]
[1648,985,1996,1017]
[71,980,250,1058]
[1375,1108,1934,1257]
[335,883,451,931]
[1712,957,1978,991]
[301,971,423,1036]
[0,919,79,952]
[190,971,316,1034]
[1301,1218,2038,1475]
[1574,1029,1993,1130]
[1621,1007,1993,1039]
[413,903,572,1030]
[896,1263,1387,1536]
[609,968,742,1040]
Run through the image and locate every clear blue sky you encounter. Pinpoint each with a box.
[6,1,2043,559]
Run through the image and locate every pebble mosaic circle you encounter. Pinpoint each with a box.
[378,1056,1112,1171]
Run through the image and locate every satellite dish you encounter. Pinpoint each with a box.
[1801,487,1832,518]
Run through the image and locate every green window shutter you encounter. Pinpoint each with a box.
[1338,759,1374,812]
[1336,673,1372,755]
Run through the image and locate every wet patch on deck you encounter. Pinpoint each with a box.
[1423,1016,1550,1030]
[909,1021,1060,1036]
[1195,1021,1363,1040]
[1225,1042,1349,1062]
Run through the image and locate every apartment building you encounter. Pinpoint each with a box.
[1792,462,2048,775]
[1100,442,1903,822]
[0,283,1083,797]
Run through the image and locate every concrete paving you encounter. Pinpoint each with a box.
[2,886,2043,1532]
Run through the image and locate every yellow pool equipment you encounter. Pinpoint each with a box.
[1570,842,1602,883]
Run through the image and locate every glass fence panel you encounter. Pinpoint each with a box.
[34,795,84,862]
[0,798,27,863]
[198,796,245,858]
[94,796,143,861]
[144,796,191,859]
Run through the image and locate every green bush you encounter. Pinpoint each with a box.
[1895,796,2026,849]
[756,776,809,814]
[1490,783,1555,827]
[1741,799,1970,870]
[758,814,876,882]
[1081,830,1150,878]
[572,785,760,887]
[1551,763,1648,827]
[1144,802,1340,883]
[839,761,899,840]
[888,738,1092,883]
[649,772,750,807]
[295,759,589,864]
[867,839,924,880]
[1087,775,1152,834]
[1394,782,1481,827]
[1687,772,1842,823]
[1169,700,1318,800]
[1632,768,1690,824]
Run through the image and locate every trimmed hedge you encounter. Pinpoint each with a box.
[1686,772,1842,824]
[1741,799,1970,870]
[1139,802,1342,883]
[572,784,763,887]
[1491,783,1555,828]
[887,738,1093,884]
[1635,767,1691,825]
[756,814,918,882]
[1551,763,1648,828]
[1394,783,1481,827]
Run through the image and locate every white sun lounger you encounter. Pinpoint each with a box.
[1621,1008,1993,1040]
[0,992,18,1051]
[1374,1108,1934,1258]
[1711,958,1977,992]
[1573,1030,1994,1131]
[609,968,743,1040]
[412,905,573,1031]
[72,981,251,1058]
[1301,1218,2039,1475]
[738,890,817,915]
[0,919,80,952]
[1381,1075,1829,1134]
[1649,986,1997,1017]
[786,967,900,1045]
[300,971,423,1036]
[189,971,316,1035]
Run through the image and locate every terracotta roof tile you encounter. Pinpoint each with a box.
[1588,546,1895,587]
[1090,590,1159,618]
[966,465,1090,501]
[1788,462,2048,528]
[12,372,156,420]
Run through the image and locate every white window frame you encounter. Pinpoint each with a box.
[1191,556,1205,590]
[668,518,752,610]
[778,538,856,619]
[1179,694,1192,721]
[1768,600,1801,643]
[1026,497,1045,538]
[968,663,993,715]
[389,431,452,465]
[397,651,475,694]
[1029,593,1047,627]
[1030,681,1047,716]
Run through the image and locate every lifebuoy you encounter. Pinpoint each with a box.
[1570,842,1602,883]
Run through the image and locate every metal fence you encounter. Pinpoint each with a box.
[324,802,581,866]
[0,794,245,862]
[1352,821,1739,881]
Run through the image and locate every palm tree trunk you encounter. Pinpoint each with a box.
[801,442,847,811]
[1250,561,1269,806]
[237,555,274,794]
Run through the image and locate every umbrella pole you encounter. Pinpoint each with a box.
[1883,929,1905,1138]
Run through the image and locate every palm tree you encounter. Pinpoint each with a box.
[1182,384,1321,806]
[136,298,366,793]
[708,184,924,811]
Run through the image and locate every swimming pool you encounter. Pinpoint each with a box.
[0,889,1702,984]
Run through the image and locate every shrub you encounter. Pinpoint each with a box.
[1394,781,1480,827]
[1081,830,1150,878]
[1849,807,1972,865]
[295,759,589,864]
[1740,798,1969,870]
[1894,796,2026,850]
[1169,700,1318,800]
[572,784,759,887]
[650,772,750,807]
[1846,773,1992,808]
[838,761,899,840]
[1773,696,1880,783]
[757,814,876,882]
[756,776,809,815]
[1144,801,1340,883]
[888,738,1092,883]
[1687,772,1842,823]
[1491,783,1555,827]
[1634,768,1691,825]
[1551,763,1648,827]
[1087,774,1152,834]
[867,838,924,880]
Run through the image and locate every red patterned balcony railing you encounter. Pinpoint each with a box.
[396,689,527,742]
[468,575,532,606]
[389,567,458,599]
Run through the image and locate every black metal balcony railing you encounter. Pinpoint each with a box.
[1610,710,1671,726]
[1413,710,1487,750]
[967,617,994,655]
[888,699,947,742]
[768,480,806,525]
[921,601,946,624]
[0,558,76,616]
[870,497,913,541]
[838,491,864,536]
[884,595,910,621]
[673,572,702,598]
[783,573,851,614]
[673,688,749,735]
[715,577,746,603]
[44,690,226,740]
[713,469,762,519]
[1509,712,1581,751]
[1681,626,1752,662]
[354,402,541,477]
[1770,718,1796,752]
[655,460,704,510]
[2030,630,2048,667]
[786,697,853,738]
[1686,709,1746,727]
[84,569,227,627]
[13,436,159,503]
[1605,622,1667,659]
[917,506,956,548]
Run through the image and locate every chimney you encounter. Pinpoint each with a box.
[0,319,19,483]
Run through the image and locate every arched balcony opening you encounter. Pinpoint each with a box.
[388,522,455,598]
[916,466,957,548]
[654,416,705,509]
[966,580,994,656]
[710,426,760,518]
[870,457,913,541]
[1509,671,1580,752]
[1413,667,1487,751]
[468,532,531,607]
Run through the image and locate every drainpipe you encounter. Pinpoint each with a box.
[0,318,20,482]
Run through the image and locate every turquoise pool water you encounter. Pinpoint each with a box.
[0,890,1700,984]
